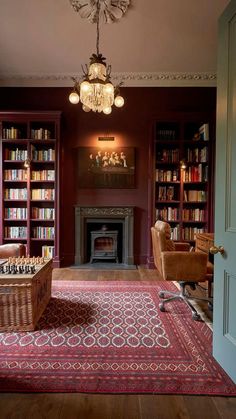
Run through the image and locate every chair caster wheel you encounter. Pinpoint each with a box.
[159,292,165,298]
[159,302,166,312]
[208,302,213,311]
[192,312,201,321]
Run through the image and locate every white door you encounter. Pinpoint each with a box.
[213,0,236,383]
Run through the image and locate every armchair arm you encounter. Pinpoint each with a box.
[0,243,26,258]
[174,242,191,251]
[161,251,208,282]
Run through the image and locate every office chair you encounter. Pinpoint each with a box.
[151,220,212,321]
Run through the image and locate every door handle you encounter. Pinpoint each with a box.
[209,245,225,255]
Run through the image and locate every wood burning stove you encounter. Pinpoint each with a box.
[90,230,118,263]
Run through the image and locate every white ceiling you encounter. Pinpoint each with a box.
[0,0,230,87]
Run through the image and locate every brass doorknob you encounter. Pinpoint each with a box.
[209,245,225,255]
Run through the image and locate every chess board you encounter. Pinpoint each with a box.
[0,258,52,332]
[0,256,46,276]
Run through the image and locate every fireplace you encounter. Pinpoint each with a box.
[74,206,134,265]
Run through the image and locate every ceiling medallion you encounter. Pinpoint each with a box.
[70,0,130,23]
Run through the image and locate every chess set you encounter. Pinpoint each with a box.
[0,256,47,275]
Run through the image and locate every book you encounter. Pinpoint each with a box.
[199,123,209,141]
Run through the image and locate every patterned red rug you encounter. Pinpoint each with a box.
[0,280,236,395]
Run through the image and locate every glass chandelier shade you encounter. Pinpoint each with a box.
[69,1,124,114]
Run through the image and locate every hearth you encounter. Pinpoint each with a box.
[74,206,134,265]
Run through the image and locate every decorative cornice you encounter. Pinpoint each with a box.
[114,71,216,83]
[0,72,217,87]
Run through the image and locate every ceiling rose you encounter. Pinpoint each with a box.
[70,0,131,24]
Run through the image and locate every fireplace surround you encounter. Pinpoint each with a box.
[74,206,134,265]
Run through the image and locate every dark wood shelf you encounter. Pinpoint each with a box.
[156,181,180,184]
[182,220,207,224]
[154,113,214,241]
[4,199,27,202]
[156,200,180,204]
[31,238,54,241]
[183,201,207,204]
[30,199,54,202]
[4,180,27,183]
[31,160,55,164]
[184,181,207,184]
[156,161,179,165]
[0,111,61,266]
[4,237,27,241]
[1,139,28,143]
[30,139,56,144]
[30,219,54,222]
[30,180,55,183]
[3,160,26,163]
[4,219,27,222]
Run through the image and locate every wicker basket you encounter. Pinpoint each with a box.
[0,259,52,332]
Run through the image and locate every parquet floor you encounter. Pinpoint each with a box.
[0,266,235,419]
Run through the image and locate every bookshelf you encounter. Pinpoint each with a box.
[154,113,214,243]
[0,111,61,267]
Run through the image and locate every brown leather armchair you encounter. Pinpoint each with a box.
[0,243,26,258]
[151,220,212,321]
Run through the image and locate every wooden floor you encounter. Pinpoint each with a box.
[0,267,235,419]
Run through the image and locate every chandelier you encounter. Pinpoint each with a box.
[69,0,125,114]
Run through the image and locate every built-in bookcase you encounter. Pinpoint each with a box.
[0,111,61,267]
[154,113,215,243]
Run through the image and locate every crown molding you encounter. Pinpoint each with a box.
[0,72,217,87]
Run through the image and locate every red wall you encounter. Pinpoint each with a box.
[0,87,216,266]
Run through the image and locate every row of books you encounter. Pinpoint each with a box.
[158,186,176,201]
[4,188,55,200]
[4,226,27,239]
[183,164,208,182]
[4,149,28,161]
[156,207,179,221]
[4,169,27,181]
[184,190,207,202]
[31,189,55,200]
[31,147,55,161]
[156,149,180,163]
[4,188,27,199]
[32,227,55,239]
[31,207,55,220]
[31,170,55,180]
[185,147,208,163]
[182,208,205,221]
[199,123,209,141]
[31,128,51,140]
[5,208,54,220]
[4,208,27,219]
[3,169,55,181]
[183,227,205,241]
[2,127,22,139]
[4,226,55,239]
[155,169,179,182]
[156,129,177,141]
[170,225,180,241]
[42,245,55,258]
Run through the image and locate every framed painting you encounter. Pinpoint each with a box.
[77,147,135,188]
